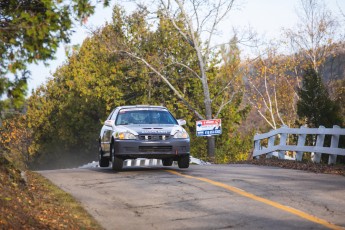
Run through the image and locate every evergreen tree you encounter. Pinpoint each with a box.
[297,67,342,128]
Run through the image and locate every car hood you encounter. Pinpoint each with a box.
[116,124,185,135]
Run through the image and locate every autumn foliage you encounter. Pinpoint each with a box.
[0,115,32,168]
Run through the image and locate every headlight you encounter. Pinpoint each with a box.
[173,131,189,139]
[118,132,136,140]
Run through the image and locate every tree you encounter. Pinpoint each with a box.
[0,114,32,169]
[297,66,342,127]
[0,0,110,112]
[213,37,251,162]
[27,8,201,163]
[106,0,240,159]
[285,0,345,125]
[333,78,345,127]
[0,73,28,113]
[245,0,343,131]
[27,5,250,164]
[245,45,300,130]
[26,32,126,168]
[285,0,341,73]
[0,0,112,74]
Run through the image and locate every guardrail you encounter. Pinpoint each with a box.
[253,125,345,164]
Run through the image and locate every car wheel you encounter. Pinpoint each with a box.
[162,158,173,166]
[111,142,123,171]
[177,155,190,168]
[99,144,109,167]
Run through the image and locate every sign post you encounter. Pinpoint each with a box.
[196,119,222,136]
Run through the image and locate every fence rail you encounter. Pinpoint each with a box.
[253,125,345,164]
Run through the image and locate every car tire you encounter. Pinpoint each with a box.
[99,144,109,167]
[111,142,123,171]
[162,158,173,166]
[178,155,190,168]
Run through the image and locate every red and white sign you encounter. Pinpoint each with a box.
[196,119,222,136]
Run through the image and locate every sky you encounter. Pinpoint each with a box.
[26,0,345,94]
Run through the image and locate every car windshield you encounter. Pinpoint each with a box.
[115,109,178,125]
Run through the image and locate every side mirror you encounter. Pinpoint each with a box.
[177,119,186,126]
[104,120,115,127]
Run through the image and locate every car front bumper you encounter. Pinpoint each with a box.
[114,138,190,159]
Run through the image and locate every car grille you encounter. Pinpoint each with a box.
[139,135,170,141]
[139,146,172,152]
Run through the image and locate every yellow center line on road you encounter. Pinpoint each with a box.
[165,170,344,230]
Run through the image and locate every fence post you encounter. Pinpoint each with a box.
[253,137,261,159]
[278,126,288,159]
[296,126,307,161]
[328,125,340,165]
[266,135,275,158]
[312,126,325,163]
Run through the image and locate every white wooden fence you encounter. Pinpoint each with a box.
[253,125,345,164]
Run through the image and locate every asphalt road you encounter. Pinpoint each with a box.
[39,164,345,230]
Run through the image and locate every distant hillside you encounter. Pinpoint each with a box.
[321,43,345,84]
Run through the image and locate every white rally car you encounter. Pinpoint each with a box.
[99,105,190,170]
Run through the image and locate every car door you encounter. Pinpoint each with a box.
[101,109,116,153]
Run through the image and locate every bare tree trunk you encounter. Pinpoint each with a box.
[198,47,215,159]
[207,136,215,159]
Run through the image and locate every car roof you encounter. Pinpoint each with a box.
[116,105,167,110]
